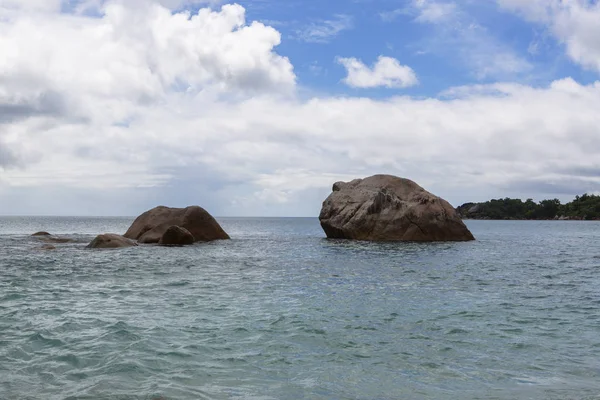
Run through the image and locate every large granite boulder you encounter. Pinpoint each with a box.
[124,206,230,244]
[158,226,195,246]
[87,234,138,249]
[319,175,475,242]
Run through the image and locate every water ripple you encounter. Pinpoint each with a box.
[1,218,600,399]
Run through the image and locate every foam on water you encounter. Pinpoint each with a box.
[1,217,600,399]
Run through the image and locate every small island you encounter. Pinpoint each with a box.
[457,194,600,220]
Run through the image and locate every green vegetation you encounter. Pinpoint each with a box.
[457,194,600,220]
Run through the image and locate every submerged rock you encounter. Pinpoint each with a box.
[86,234,138,249]
[319,174,475,242]
[31,232,75,243]
[158,225,195,246]
[39,244,56,251]
[124,206,230,244]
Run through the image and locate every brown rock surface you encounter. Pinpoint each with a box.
[124,206,230,244]
[158,226,195,246]
[86,234,138,249]
[319,175,475,242]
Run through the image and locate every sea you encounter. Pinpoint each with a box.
[1,217,600,400]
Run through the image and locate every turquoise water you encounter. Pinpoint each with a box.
[1,217,600,399]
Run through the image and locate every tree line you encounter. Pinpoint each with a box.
[456,194,600,220]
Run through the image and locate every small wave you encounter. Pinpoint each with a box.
[165,280,191,287]
[446,328,469,335]
[28,332,66,348]
[55,353,83,367]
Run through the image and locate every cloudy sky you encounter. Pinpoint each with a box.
[1,0,600,216]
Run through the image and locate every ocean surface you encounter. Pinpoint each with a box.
[1,217,600,400]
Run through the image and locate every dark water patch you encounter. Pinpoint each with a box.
[164,280,191,288]
[446,328,469,335]
[27,332,66,348]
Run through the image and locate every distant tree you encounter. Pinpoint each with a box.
[536,199,561,219]
[457,193,600,220]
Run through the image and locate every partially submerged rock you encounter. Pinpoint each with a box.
[158,226,195,246]
[39,244,56,251]
[31,232,75,243]
[86,234,138,249]
[319,174,475,242]
[124,206,230,244]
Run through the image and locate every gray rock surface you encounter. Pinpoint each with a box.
[32,232,51,236]
[86,234,138,249]
[124,206,230,244]
[319,174,475,242]
[158,226,195,246]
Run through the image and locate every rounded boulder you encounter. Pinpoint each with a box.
[87,234,138,249]
[158,226,195,246]
[319,174,475,242]
[124,206,230,244]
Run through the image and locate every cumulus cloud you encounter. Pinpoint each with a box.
[4,74,600,214]
[337,56,419,88]
[0,0,222,14]
[0,0,63,13]
[1,1,600,216]
[0,90,67,124]
[0,2,294,104]
[498,0,600,72]
[0,144,19,168]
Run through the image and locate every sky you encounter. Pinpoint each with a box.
[1,0,600,216]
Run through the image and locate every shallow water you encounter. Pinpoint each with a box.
[1,217,600,399]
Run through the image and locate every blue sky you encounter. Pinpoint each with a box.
[1,0,600,216]
[227,0,596,96]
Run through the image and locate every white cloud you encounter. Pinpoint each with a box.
[414,0,457,23]
[0,2,295,113]
[1,1,600,216]
[380,0,457,23]
[337,56,419,89]
[0,0,221,15]
[296,14,353,43]
[0,0,63,12]
[4,74,600,214]
[498,0,600,72]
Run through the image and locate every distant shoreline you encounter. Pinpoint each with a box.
[457,193,600,221]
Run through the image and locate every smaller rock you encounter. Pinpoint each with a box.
[40,244,56,251]
[87,234,138,249]
[124,205,229,243]
[32,231,51,236]
[159,226,195,246]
